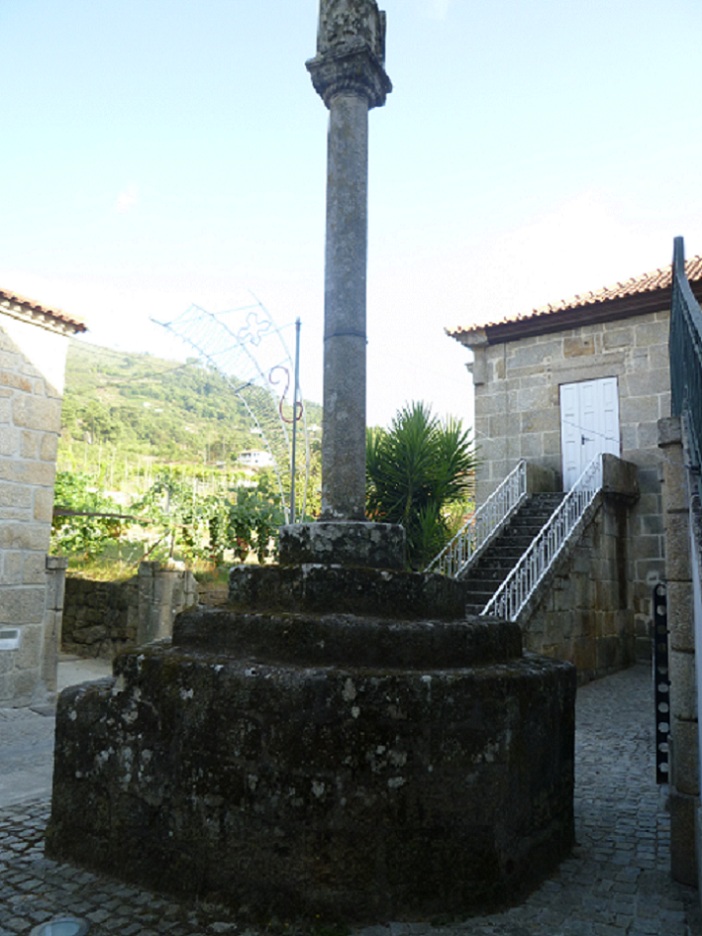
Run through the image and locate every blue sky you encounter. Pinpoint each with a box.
[3,0,701,429]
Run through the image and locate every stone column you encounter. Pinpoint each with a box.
[306,0,391,521]
[137,561,198,646]
[42,555,67,698]
[658,415,700,888]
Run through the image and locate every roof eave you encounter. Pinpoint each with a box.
[0,296,87,335]
[450,279,702,348]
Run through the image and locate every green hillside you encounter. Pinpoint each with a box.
[58,340,322,495]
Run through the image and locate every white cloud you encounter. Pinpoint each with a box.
[419,0,453,21]
[114,185,138,214]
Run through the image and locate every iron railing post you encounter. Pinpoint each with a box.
[425,459,527,578]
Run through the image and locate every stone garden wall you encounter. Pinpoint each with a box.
[62,576,138,660]
[62,562,199,660]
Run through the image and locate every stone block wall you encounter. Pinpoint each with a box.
[518,492,636,683]
[690,502,702,900]
[658,416,700,889]
[61,563,200,661]
[0,316,69,706]
[470,310,670,662]
[62,577,139,660]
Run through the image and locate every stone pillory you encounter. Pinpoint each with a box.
[46,7,576,924]
[306,0,391,521]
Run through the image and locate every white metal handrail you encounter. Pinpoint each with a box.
[425,460,527,578]
[483,454,604,620]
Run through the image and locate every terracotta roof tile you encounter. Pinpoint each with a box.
[448,255,702,340]
[0,287,87,333]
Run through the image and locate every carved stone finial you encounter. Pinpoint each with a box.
[317,0,386,64]
[307,0,392,110]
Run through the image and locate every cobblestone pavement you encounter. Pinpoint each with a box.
[1,664,701,935]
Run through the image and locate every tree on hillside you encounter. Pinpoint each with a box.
[366,402,476,570]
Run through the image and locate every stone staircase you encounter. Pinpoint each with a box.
[462,492,566,614]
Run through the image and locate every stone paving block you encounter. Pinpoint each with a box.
[120,924,143,936]
[100,916,136,933]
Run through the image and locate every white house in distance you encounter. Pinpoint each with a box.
[0,288,86,706]
[238,449,274,469]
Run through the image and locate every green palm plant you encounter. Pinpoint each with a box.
[366,401,476,569]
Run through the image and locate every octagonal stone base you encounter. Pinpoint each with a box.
[47,571,575,923]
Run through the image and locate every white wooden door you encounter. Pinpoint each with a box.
[560,377,620,490]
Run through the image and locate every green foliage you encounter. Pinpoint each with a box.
[226,480,286,563]
[52,464,287,574]
[62,541,148,582]
[366,401,476,570]
[51,471,125,558]
[131,469,285,565]
[295,431,322,521]
[55,340,323,577]
[132,470,211,563]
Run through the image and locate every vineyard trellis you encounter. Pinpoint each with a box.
[152,297,311,522]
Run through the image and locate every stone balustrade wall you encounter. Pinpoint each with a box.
[519,494,637,682]
[517,457,642,682]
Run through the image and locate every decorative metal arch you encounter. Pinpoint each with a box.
[152,297,310,522]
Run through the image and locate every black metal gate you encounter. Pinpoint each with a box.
[653,582,670,784]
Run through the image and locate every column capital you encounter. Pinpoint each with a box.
[307,0,391,110]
